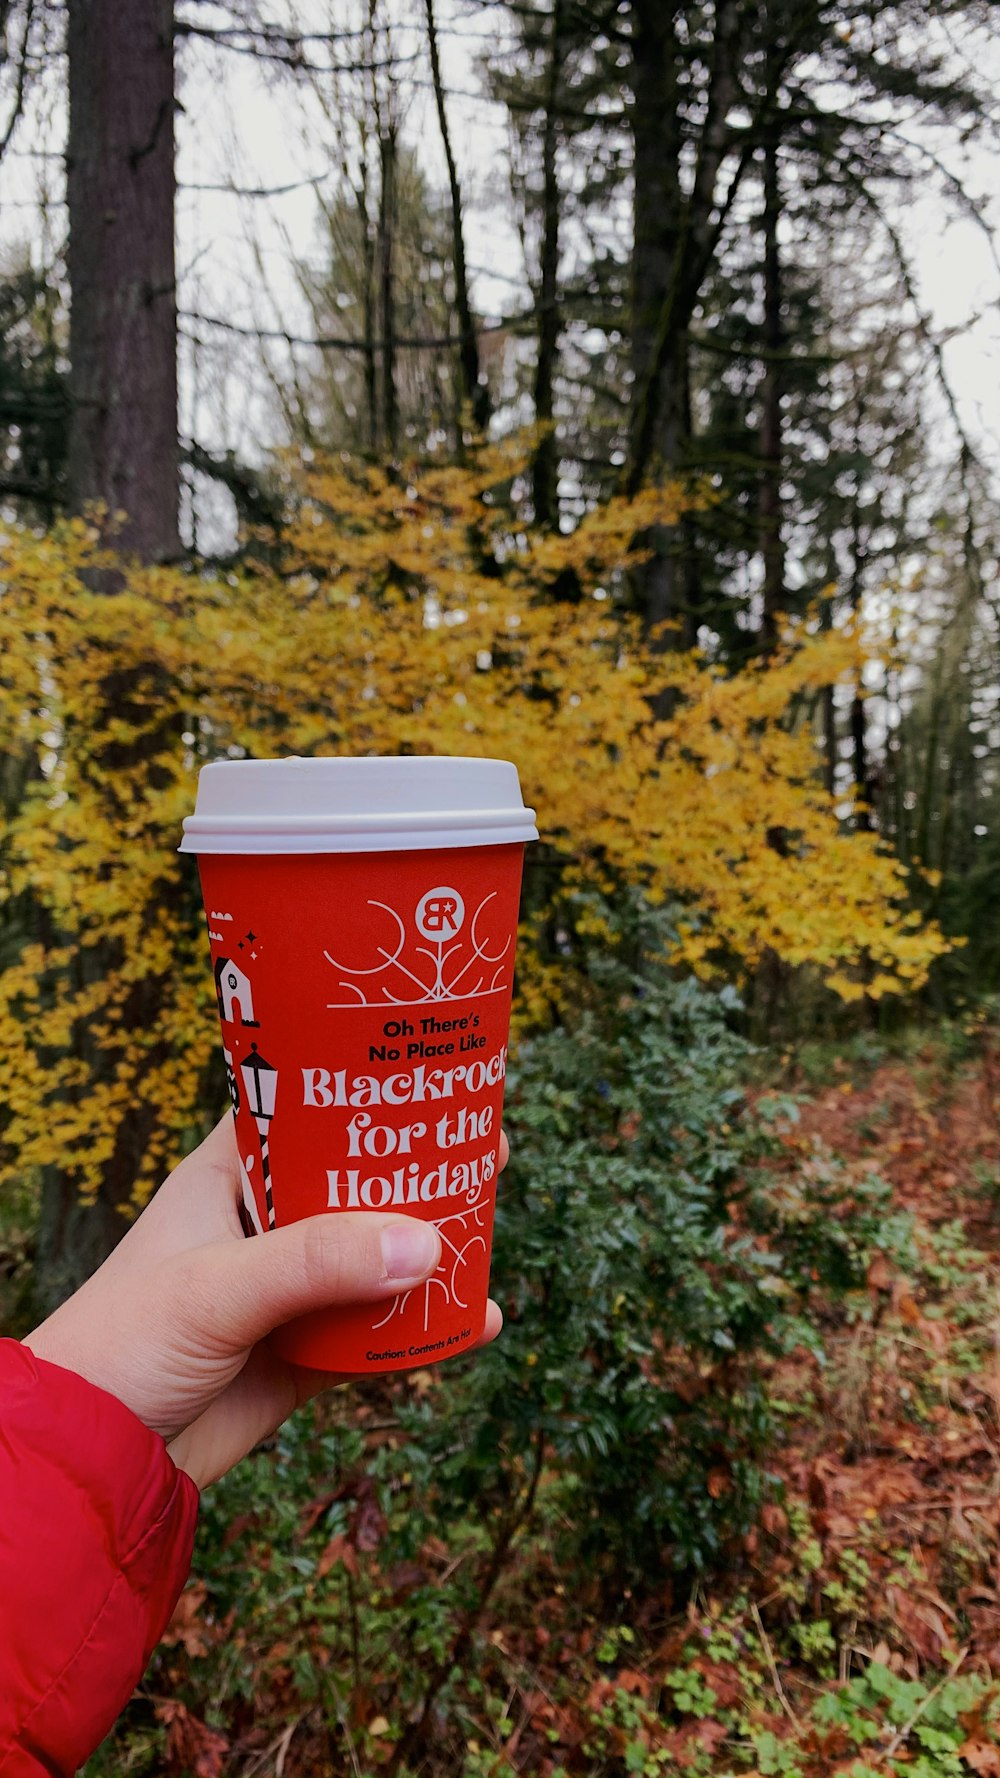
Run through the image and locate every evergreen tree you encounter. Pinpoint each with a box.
[624,0,999,642]
[297,146,463,453]
[0,254,68,517]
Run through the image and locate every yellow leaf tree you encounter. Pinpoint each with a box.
[0,441,946,1291]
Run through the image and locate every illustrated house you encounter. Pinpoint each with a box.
[215,957,260,1027]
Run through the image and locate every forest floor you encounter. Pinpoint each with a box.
[512,1028,1000,1778]
[101,1024,1000,1778]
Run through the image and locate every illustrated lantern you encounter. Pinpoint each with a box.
[239,1042,278,1231]
[223,1046,240,1115]
[241,1042,278,1126]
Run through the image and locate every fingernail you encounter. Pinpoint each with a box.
[380,1221,441,1281]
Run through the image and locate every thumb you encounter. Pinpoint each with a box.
[179,1213,442,1353]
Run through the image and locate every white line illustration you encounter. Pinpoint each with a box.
[239,1151,264,1235]
[370,1203,490,1334]
[324,889,511,1008]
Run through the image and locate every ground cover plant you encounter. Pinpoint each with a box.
[77,990,1000,1775]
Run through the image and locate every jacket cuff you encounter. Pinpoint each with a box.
[0,1339,200,1777]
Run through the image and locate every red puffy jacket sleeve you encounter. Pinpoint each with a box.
[0,1339,200,1776]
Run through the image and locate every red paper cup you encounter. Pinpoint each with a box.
[180,757,536,1374]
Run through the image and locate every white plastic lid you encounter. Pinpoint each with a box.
[179,755,538,855]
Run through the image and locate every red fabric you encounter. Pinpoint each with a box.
[0,1339,199,1776]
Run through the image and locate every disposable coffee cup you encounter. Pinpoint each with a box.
[180,756,536,1374]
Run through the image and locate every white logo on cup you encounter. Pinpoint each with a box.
[415,887,465,941]
[324,887,511,1006]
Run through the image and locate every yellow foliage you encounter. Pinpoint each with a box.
[0,445,946,1202]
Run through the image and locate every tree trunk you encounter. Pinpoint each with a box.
[820,583,838,796]
[66,0,179,560]
[531,0,563,529]
[822,681,837,795]
[424,0,489,433]
[849,507,874,831]
[35,1161,152,1315]
[627,0,743,652]
[627,0,685,638]
[851,696,870,827]
[35,0,180,1312]
[357,131,379,451]
[379,125,398,452]
[759,125,784,645]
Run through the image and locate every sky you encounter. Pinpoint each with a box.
[172,0,526,527]
[3,0,999,550]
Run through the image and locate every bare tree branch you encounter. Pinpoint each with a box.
[173,20,418,77]
[179,309,530,352]
[0,0,38,164]
[424,0,489,429]
[179,170,333,197]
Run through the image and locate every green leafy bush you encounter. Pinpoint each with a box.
[93,897,937,1770]
[397,898,811,1583]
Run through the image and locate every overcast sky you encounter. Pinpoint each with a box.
[3,0,999,549]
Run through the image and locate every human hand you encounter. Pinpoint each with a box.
[24,1116,506,1490]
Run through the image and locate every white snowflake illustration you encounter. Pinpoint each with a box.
[323,888,511,1008]
[370,1202,490,1334]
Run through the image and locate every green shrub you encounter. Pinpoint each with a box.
[95,895,930,1768]
[398,898,803,1583]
